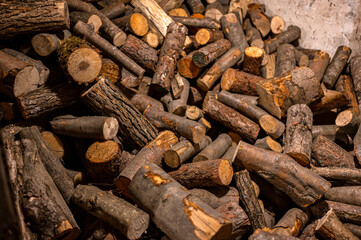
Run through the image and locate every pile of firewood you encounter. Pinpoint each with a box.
[1,0,361,239]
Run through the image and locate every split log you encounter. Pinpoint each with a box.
[322,46,352,89]
[192,39,231,67]
[311,134,355,168]
[164,136,212,168]
[203,92,260,143]
[19,126,74,203]
[311,167,361,183]
[100,0,125,19]
[67,0,126,46]
[171,73,185,98]
[72,185,149,240]
[186,0,205,14]
[256,67,321,119]
[309,89,349,115]
[17,139,80,240]
[243,46,264,76]
[112,13,149,37]
[16,82,83,120]
[275,44,296,77]
[115,131,178,193]
[161,77,190,115]
[335,75,360,115]
[197,47,242,91]
[195,28,224,46]
[172,16,221,29]
[128,163,233,240]
[270,15,285,34]
[284,104,313,167]
[235,140,331,207]
[254,137,282,153]
[130,93,164,113]
[144,106,206,143]
[41,131,65,159]
[220,68,265,96]
[81,77,158,149]
[57,36,102,85]
[248,3,270,37]
[193,133,232,162]
[272,208,309,237]
[169,159,234,188]
[0,50,40,98]
[73,20,146,77]
[121,34,158,73]
[262,53,276,79]
[234,170,266,231]
[264,25,301,54]
[99,58,120,83]
[0,1,70,38]
[185,106,203,120]
[220,13,248,52]
[85,140,121,183]
[70,11,102,32]
[325,186,361,207]
[350,54,361,104]
[315,209,358,240]
[177,52,202,78]
[335,109,360,137]
[152,22,188,91]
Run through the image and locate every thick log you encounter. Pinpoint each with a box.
[309,89,349,115]
[324,187,361,207]
[121,34,158,73]
[243,46,264,76]
[99,58,120,83]
[322,46,352,89]
[168,159,234,188]
[235,140,331,207]
[152,22,188,91]
[248,3,270,37]
[164,136,212,168]
[115,131,178,194]
[177,51,202,78]
[128,163,233,240]
[311,134,355,168]
[264,25,301,54]
[311,167,361,183]
[0,1,70,38]
[300,49,331,82]
[220,13,248,52]
[67,0,126,46]
[130,93,164,113]
[350,54,361,104]
[203,93,260,143]
[41,131,65,159]
[172,16,221,29]
[204,2,226,21]
[254,137,282,153]
[335,75,360,115]
[113,13,149,37]
[249,229,299,240]
[186,0,205,14]
[81,77,158,149]
[284,104,313,167]
[0,50,40,98]
[72,185,149,240]
[275,44,296,77]
[73,21,146,77]
[192,39,231,67]
[221,68,265,96]
[193,133,232,162]
[272,208,309,237]
[195,28,224,46]
[234,170,266,231]
[144,106,206,143]
[256,67,321,119]
[315,209,358,240]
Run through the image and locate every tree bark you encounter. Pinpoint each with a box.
[300,49,331,82]
[248,3,270,37]
[177,51,202,78]
[70,11,102,32]
[172,16,221,29]
[335,75,360,115]
[192,39,231,67]
[264,25,301,54]
[195,28,224,46]
[335,109,360,137]
[130,93,164,113]
[324,186,361,207]
[81,77,158,149]
[112,13,149,36]
[100,0,125,19]
[193,133,232,162]
[254,137,282,152]
[311,167,361,184]
[309,88,349,115]
[243,46,264,76]
[344,223,361,239]
[186,0,205,14]
[350,54,361,105]
[161,77,190,116]
[272,208,309,237]
[275,44,297,77]
[99,58,120,83]
[220,13,248,52]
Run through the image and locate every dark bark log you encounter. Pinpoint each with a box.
[243,19,263,48]
[67,0,127,46]
[234,170,266,231]
[249,229,299,240]
[100,0,125,19]
[115,131,178,194]
[300,49,331,82]
[161,77,190,116]
[81,77,158,149]
[128,163,233,240]
[152,22,188,91]
[50,115,118,140]
[130,93,164,113]
[171,16,221,29]
[203,92,260,143]
[322,46,352,89]
[235,140,331,207]
[220,13,248,52]
[70,11,102,32]
[311,135,355,168]
[193,133,232,162]
[248,3,270,37]
[192,39,231,67]
[309,88,349,115]
[120,34,158,73]
[243,46,264,76]
[73,21,145,77]
[0,1,70,38]
[220,68,265,96]
[72,185,149,240]
[264,25,301,54]
[299,221,318,240]
[324,186,361,207]
[335,75,360,115]
[275,44,297,77]
[344,223,361,238]
[350,54,361,105]
[112,13,149,37]
[168,159,234,188]
[185,106,203,120]
[164,136,212,168]
[254,137,282,152]
[272,208,309,237]
[186,0,205,14]
[315,209,358,240]
[177,51,202,79]
[195,28,224,46]
[256,67,321,119]
[31,33,66,57]
[144,106,206,143]
[284,104,313,167]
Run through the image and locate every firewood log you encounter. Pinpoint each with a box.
[100,0,125,19]
[272,208,309,236]
[193,133,232,162]
[192,39,231,67]
[195,28,224,46]
[275,44,297,77]
[161,77,190,115]
[249,229,299,240]
[220,13,248,52]
[300,49,331,82]
[31,31,72,57]
[309,88,349,115]
[177,51,202,78]
[311,167,361,184]
[112,13,149,37]
[99,58,120,83]
[243,46,264,76]
[335,75,360,115]
[324,186,361,207]
[335,109,360,137]
[243,18,263,49]
[254,137,282,152]
[264,25,301,54]
[130,93,164,113]
[70,11,102,32]
[41,131,65,159]
[270,15,285,34]
[186,0,205,14]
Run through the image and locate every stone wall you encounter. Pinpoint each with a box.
[255,0,361,57]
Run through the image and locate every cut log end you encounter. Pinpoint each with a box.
[164,149,181,169]
[186,106,203,120]
[245,46,264,58]
[265,136,283,152]
[270,15,285,34]
[287,152,309,167]
[86,140,120,164]
[67,48,102,84]
[259,115,285,139]
[335,109,354,127]
[177,56,202,79]
[219,159,234,185]
[130,13,149,37]
[145,32,159,48]
[195,28,211,45]
[192,125,207,144]
[103,117,119,140]
[31,33,61,57]
[14,66,40,97]
[87,15,102,33]
[41,131,65,159]
[220,68,235,91]
[113,31,127,47]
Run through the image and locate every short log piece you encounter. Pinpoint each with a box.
[264,25,301,54]
[192,39,231,67]
[195,28,224,46]
[130,93,164,113]
[177,51,202,79]
[248,3,270,37]
[70,11,102,32]
[186,0,205,14]
[350,54,361,104]
[301,49,331,82]
[193,133,232,162]
[100,0,125,19]
[171,16,221,29]
[309,89,349,115]
[335,75,360,115]
[335,109,360,137]
[99,58,120,83]
[270,15,285,34]
[254,137,282,153]
[243,46,264,76]
[161,77,190,116]
[311,167,361,183]
[112,13,149,37]
[272,208,309,237]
